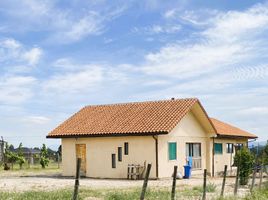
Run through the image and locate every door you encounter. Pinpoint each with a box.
[76,144,86,175]
[186,143,202,170]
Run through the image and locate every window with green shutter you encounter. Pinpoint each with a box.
[214,143,223,154]
[168,142,177,160]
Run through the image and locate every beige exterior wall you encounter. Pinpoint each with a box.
[61,111,249,179]
[158,111,211,178]
[61,136,156,179]
[213,138,247,175]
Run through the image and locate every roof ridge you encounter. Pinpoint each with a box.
[85,97,198,108]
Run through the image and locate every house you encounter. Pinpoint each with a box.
[47,98,257,179]
[12,147,41,165]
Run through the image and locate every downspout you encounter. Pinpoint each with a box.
[212,137,215,177]
[152,135,159,179]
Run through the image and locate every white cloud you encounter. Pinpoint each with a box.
[0,1,127,43]
[0,75,37,104]
[43,67,104,94]
[133,24,181,35]
[22,47,43,65]
[141,4,268,79]
[22,116,50,125]
[0,38,43,67]
[237,107,268,116]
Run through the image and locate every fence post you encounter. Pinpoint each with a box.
[259,156,264,189]
[140,164,152,200]
[259,166,264,190]
[171,166,178,200]
[234,165,240,196]
[202,169,207,200]
[250,165,257,193]
[221,165,228,197]
[72,158,81,200]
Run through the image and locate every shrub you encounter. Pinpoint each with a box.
[234,147,254,185]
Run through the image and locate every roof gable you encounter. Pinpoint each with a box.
[47,98,213,138]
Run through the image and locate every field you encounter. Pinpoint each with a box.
[0,163,267,200]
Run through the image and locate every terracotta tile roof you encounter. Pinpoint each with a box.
[210,118,257,139]
[47,98,200,138]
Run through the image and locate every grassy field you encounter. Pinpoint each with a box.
[0,184,267,200]
[0,161,61,177]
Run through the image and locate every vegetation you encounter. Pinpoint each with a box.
[17,143,26,169]
[234,147,255,185]
[0,182,267,200]
[40,144,49,168]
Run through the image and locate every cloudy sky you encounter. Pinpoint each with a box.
[0,0,268,150]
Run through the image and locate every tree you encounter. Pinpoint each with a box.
[4,143,18,170]
[234,147,255,185]
[40,144,49,168]
[17,143,25,170]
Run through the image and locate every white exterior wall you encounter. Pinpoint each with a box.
[158,112,210,178]
[61,136,156,179]
[213,138,248,175]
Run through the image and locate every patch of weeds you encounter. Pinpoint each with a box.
[193,183,216,193]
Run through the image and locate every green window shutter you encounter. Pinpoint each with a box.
[168,142,177,160]
[214,143,223,154]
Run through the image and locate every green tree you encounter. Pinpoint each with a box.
[4,143,18,170]
[234,147,255,185]
[40,144,49,168]
[17,143,25,169]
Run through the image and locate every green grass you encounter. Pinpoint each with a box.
[0,182,267,200]
[192,182,217,193]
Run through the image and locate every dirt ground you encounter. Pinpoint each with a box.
[0,172,235,192]
[0,168,264,199]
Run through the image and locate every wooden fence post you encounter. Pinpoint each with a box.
[234,165,240,196]
[221,165,228,197]
[72,158,81,200]
[259,156,264,189]
[250,165,257,193]
[202,169,207,200]
[171,166,178,200]
[259,165,264,190]
[140,164,152,200]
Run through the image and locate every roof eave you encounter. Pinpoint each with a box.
[216,134,258,139]
[46,131,169,139]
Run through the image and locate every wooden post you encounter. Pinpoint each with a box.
[259,165,264,189]
[57,153,60,169]
[171,166,178,200]
[250,165,257,193]
[72,158,81,200]
[234,165,240,196]
[221,165,228,197]
[140,164,151,200]
[202,169,207,200]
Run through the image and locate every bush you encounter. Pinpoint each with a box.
[234,147,254,185]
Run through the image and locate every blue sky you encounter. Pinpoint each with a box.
[0,0,268,150]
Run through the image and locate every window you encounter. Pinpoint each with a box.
[226,143,234,153]
[112,154,116,168]
[186,143,201,157]
[168,142,177,160]
[236,143,243,151]
[214,143,223,154]
[118,147,122,162]
[124,142,129,155]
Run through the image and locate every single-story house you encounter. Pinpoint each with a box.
[47,98,257,179]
